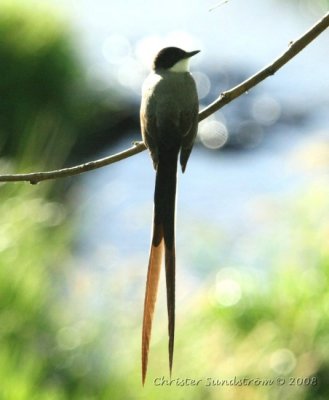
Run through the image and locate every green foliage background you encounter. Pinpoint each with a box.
[0,1,329,399]
[0,1,84,167]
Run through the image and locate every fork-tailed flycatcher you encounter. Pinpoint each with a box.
[140,46,199,384]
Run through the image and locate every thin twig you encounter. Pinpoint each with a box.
[0,11,328,185]
[209,0,229,13]
[0,142,146,185]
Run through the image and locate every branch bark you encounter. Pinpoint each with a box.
[1,11,329,185]
[0,143,146,185]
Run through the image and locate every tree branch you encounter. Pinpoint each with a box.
[198,11,329,121]
[1,11,328,185]
[0,142,146,185]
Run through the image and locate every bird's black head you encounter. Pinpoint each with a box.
[152,47,200,71]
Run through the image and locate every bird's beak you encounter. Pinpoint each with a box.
[186,50,200,58]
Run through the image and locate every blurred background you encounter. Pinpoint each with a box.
[1,0,329,398]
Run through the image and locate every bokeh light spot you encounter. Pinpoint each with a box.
[215,276,242,307]
[193,71,211,99]
[252,95,281,126]
[199,119,228,149]
[270,348,296,375]
[215,268,243,307]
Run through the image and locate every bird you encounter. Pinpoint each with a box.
[140,46,200,384]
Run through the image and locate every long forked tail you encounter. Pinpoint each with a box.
[142,149,178,385]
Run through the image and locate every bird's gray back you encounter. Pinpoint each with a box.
[140,71,199,167]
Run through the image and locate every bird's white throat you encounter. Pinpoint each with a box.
[169,58,190,73]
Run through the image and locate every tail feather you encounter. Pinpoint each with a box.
[142,149,178,384]
[158,151,178,379]
[142,224,164,385]
[165,246,175,376]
